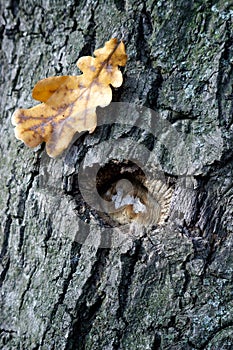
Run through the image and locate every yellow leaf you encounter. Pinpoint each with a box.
[12,38,128,157]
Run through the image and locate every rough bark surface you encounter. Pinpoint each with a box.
[0,0,233,349]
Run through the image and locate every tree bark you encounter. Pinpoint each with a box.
[1,0,233,349]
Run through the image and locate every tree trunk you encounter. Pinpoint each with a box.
[1,1,233,349]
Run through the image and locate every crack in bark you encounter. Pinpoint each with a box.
[65,248,110,350]
[180,253,192,295]
[19,264,37,312]
[42,217,53,259]
[40,245,82,348]
[216,17,233,129]
[116,239,143,321]
[0,253,10,289]
[135,5,153,66]
[151,332,162,350]
[75,4,98,61]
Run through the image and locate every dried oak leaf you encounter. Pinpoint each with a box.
[12,38,127,157]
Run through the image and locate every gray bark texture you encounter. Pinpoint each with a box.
[1,0,233,349]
